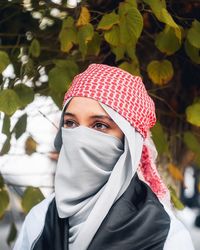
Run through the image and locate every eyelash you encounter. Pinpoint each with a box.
[63,120,110,131]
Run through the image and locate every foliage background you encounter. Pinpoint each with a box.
[0,0,200,246]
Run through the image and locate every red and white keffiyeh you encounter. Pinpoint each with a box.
[64,64,155,138]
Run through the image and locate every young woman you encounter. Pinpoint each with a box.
[14,64,194,250]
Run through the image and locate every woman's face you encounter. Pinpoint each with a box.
[63,97,124,140]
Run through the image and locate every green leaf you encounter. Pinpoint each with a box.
[50,90,64,109]
[185,38,200,64]
[119,15,131,44]
[49,60,78,93]
[79,23,94,40]
[104,25,120,46]
[126,8,143,39]
[59,29,73,53]
[183,131,200,167]
[29,39,40,58]
[151,122,169,155]
[25,136,37,155]
[14,84,34,107]
[49,67,72,93]
[143,0,181,41]
[111,45,125,61]
[21,187,44,214]
[77,23,94,57]
[187,20,200,49]
[97,12,119,30]
[0,136,11,156]
[0,51,10,73]
[169,186,184,210]
[0,174,5,189]
[119,59,140,76]
[155,25,181,55]
[62,17,75,29]
[87,32,102,56]
[183,131,200,153]
[0,89,22,115]
[124,0,137,8]
[2,114,10,136]
[6,222,17,246]
[186,102,200,127]
[59,27,77,53]
[23,59,35,78]
[13,114,27,139]
[160,8,178,29]
[53,59,79,79]
[147,59,174,85]
[119,7,143,44]
[143,0,166,18]
[125,43,137,60]
[0,188,10,218]
[118,2,139,16]
[59,17,77,53]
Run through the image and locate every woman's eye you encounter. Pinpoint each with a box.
[64,120,77,128]
[93,123,109,130]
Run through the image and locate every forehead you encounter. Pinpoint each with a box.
[65,97,108,115]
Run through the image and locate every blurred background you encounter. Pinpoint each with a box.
[0,0,200,249]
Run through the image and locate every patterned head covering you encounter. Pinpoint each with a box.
[61,63,169,202]
[64,63,156,138]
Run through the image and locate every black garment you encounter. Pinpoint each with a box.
[33,175,170,250]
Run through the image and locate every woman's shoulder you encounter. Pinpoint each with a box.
[163,207,195,250]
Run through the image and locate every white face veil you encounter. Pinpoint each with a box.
[55,99,144,250]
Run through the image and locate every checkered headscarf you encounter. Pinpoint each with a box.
[64,64,156,138]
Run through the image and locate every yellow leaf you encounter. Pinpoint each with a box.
[183,131,200,167]
[168,163,184,182]
[147,59,174,85]
[169,185,184,210]
[119,60,140,76]
[25,136,37,155]
[29,39,40,58]
[0,188,10,218]
[0,51,10,73]
[59,28,76,53]
[76,6,91,27]
[186,102,200,127]
[62,40,73,52]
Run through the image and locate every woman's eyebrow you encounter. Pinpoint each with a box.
[64,112,76,117]
[90,115,114,122]
[64,112,113,122]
